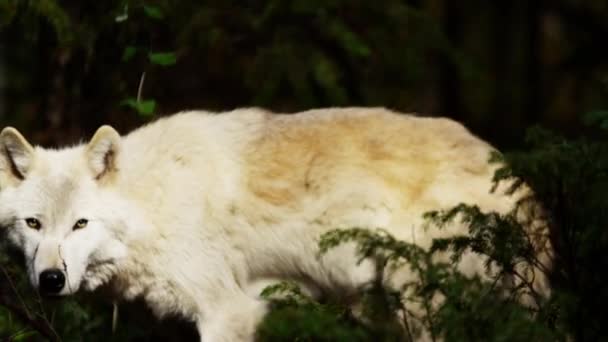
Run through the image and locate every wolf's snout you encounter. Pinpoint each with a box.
[39,269,65,294]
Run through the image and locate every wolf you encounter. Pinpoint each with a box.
[0,108,551,341]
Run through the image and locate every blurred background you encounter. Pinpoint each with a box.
[1,0,607,148]
[1,0,608,341]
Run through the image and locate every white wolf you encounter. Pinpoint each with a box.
[0,108,551,341]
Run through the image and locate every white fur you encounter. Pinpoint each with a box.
[0,108,551,341]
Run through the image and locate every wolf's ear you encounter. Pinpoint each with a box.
[0,127,35,181]
[86,125,121,180]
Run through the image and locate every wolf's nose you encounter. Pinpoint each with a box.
[39,269,65,294]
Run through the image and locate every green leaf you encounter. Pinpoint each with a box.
[121,46,137,62]
[148,52,177,66]
[143,5,163,20]
[13,330,38,341]
[583,110,608,130]
[121,98,156,116]
[328,20,371,58]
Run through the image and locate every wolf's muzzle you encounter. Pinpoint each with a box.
[39,269,65,294]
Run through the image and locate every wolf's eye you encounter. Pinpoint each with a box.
[25,218,41,230]
[73,219,88,230]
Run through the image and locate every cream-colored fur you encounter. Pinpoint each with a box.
[0,108,551,341]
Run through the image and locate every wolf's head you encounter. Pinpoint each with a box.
[0,126,131,296]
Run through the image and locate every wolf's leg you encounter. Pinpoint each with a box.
[197,293,268,342]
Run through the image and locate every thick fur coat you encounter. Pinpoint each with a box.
[0,108,551,341]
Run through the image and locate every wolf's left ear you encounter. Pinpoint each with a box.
[0,127,35,181]
[86,125,121,180]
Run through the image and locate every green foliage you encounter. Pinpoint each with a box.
[121,46,137,62]
[425,204,538,282]
[148,51,177,66]
[121,97,156,116]
[258,281,405,341]
[583,110,608,130]
[319,228,428,268]
[260,221,557,341]
[490,113,608,341]
[115,3,176,117]
[142,5,163,20]
[433,273,555,342]
[257,282,371,341]
[2,0,455,126]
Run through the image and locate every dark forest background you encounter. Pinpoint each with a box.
[1,1,608,147]
[1,1,608,341]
